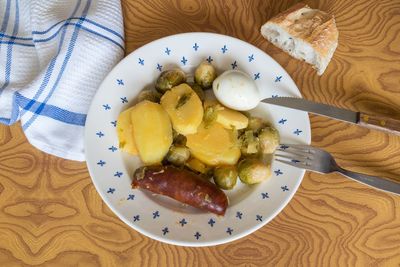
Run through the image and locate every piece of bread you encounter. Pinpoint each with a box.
[260,3,338,75]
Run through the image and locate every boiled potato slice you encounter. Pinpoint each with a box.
[216,108,249,130]
[130,100,173,165]
[160,84,203,135]
[116,107,138,155]
[186,157,210,174]
[186,122,241,166]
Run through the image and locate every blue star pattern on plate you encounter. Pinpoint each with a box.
[108,146,117,152]
[256,215,263,222]
[292,159,301,163]
[96,131,104,138]
[275,75,282,82]
[111,121,117,127]
[261,192,269,199]
[97,160,106,166]
[274,169,283,176]
[153,211,160,219]
[206,56,213,63]
[272,94,279,98]
[231,61,237,69]
[281,186,289,192]
[102,104,111,110]
[294,129,302,135]
[133,215,140,222]
[236,211,243,219]
[162,227,169,235]
[127,194,135,200]
[117,79,124,85]
[138,58,144,65]
[221,45,228,53]
[179,218,187,226]
[208,218,215,227]
[193,43,199,51]
[279,118,287,124]
[107,188,115,194]
[226,227,233,235]
[194,232,201,240]
[181,56,188,65]
[165,47,171,55]
[248,54,254,62]
[280,144,289,150]
[254,72,260,80]
[114,171,123,177]
[157,63,162,72]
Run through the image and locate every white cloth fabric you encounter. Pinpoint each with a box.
[0,0,124,161]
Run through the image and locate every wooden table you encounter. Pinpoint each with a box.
[1,0,399,265]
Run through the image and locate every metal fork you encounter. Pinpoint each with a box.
[275,144,400,195]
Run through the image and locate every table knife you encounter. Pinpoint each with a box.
[262,97,400,136]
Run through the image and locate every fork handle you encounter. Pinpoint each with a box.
[336,168,400,195]
[358,112,400,136]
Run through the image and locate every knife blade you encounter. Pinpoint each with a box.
[261,97,400,135]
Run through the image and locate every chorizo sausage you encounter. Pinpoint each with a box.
[132,165,228,215]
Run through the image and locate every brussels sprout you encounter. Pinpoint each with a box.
[258,127,280,154]
[247,116,268,133]
[155,69,186,93]
[239,130,259,155]
[213,166,238,190]
[238,158,271,184]
[173,133,187,146]
[203,105,218,128]
[166,145,190,166]
[194,62,217,89]
[137,90,162,103]
[190,83,205,101]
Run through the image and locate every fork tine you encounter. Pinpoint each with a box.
[275,158,309,169]
[276,148,312,158]
[275,153,308,161]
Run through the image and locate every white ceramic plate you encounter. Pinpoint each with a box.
[85,32,311,247]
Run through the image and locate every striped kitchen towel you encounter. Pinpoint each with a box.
[0,0,124,161]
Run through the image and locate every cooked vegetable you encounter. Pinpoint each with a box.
[194,62,217,88]
[258,127,280,154]
[166,145,190,166]
[203,105,219,128]
[173,133,187,146]
[160,84,204,135]
[116,107,138,155]
[238,158,271,184]
[155,69,186,93]
[190,83,205,101]
[240,130,259,155]
[186,122,241,166]
[132,165,228,215]
[130,100,173,165]
[216,107,249,130]
[137,90,162,103]
[247,116,268,133]
[186,157,210,174]
[213,166,238,190]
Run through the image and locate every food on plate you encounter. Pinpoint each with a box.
[213,70,260,111]
[258,127,280,154]
[137,89,162,103]
[160,83,204,135]
[116,107,138,155]
[130,100,173,165]
[186,157,210,174]
[238,158,271,185]
[117,63,282,215]
[132,165,228,215]
[186,122,241,166]
[165,145,190,166]
[213,166,238,190]
[260,3,338,75]
[155,69,186,93]
[194,61,217,89]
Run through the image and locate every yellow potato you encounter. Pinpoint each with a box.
[186,158,210,174]
[216,108,249,130]
[116,107,138,155]
[160,84,203,135]
[186,122,241,166]
[130,100,173,165]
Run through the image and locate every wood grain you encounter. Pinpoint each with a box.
[1,0,400,266]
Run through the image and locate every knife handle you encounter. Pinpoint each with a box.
[358,112,400,136]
